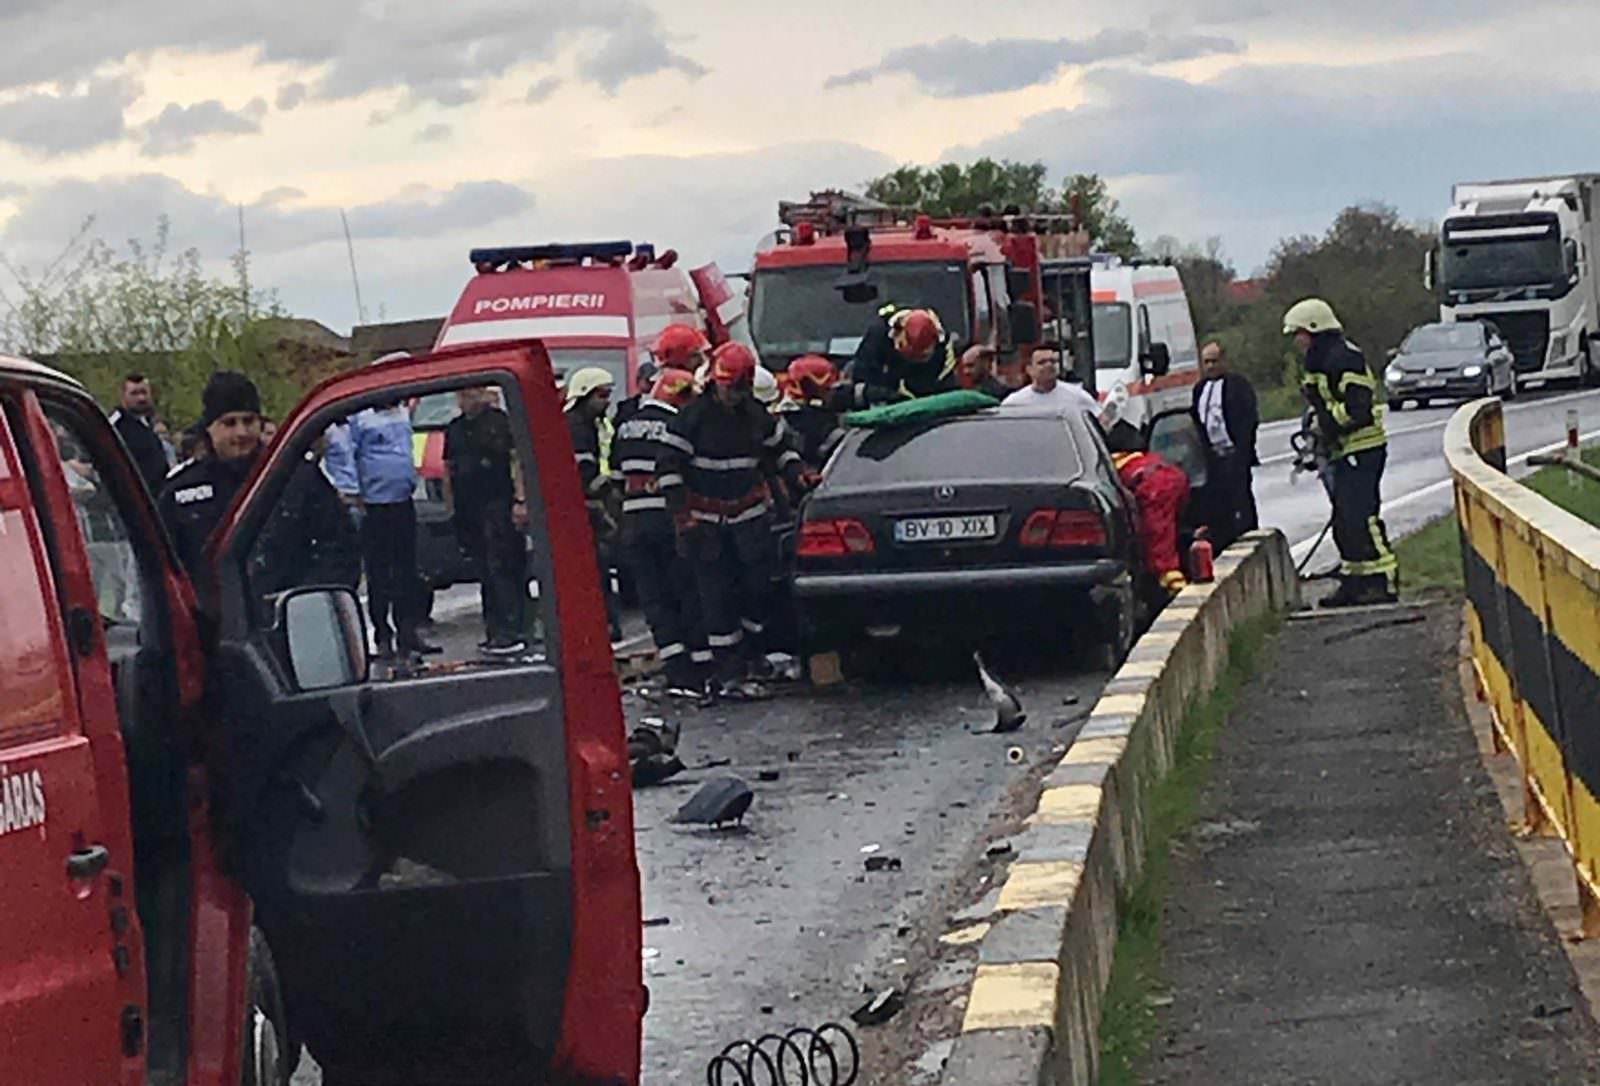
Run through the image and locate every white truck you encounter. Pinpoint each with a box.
[1428,175,1600,390]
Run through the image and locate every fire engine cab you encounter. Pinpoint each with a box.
[0,344,642,1085]
[749,191,1097,387]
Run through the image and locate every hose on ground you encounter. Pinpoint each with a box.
[706,1023,860,1086]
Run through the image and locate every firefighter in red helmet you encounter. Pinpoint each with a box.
[779,354,845,471]
[1105,421,1191,594]
[653,323,711,370]
[613,366,707,695]
[660,343,811,701]
[840,305,960,409]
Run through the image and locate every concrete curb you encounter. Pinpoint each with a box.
[939,529,1301,1086]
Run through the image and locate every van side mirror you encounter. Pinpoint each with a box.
[1144,342,1172,377]
[1565,238,1579,278]
[1008,300,1039,345]
[277,587,368,691]
[1423,247,1436,292]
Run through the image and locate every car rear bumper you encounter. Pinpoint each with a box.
[791,559,1126,598]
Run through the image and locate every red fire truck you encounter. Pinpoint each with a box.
[748,191,1100,389]
[0,343,642,1085]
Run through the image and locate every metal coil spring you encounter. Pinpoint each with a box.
[706,1022,860,1086]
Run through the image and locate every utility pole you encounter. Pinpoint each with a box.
[341,210,368,327]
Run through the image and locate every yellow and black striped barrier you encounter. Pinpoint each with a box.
[1447,398,1600,934]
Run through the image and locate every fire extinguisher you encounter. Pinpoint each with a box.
[1188,528,1215,584]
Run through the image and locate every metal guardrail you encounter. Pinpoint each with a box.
[1446,397,1600,935]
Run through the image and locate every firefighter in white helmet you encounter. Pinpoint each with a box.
[565,366,623,640]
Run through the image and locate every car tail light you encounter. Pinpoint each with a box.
[798,518,875,557]
[1019,509,1106,549]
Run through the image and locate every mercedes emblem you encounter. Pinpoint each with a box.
[934,484,957,502]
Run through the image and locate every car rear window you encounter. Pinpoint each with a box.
[831,416,1082,485]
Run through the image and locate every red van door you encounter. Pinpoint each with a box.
[207,343,642,1084]
[0,401,141,1086]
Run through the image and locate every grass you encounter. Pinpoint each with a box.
[1095,615,1277,1086]
[1394,444,1600,597]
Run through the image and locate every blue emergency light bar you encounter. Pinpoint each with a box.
[469,241,635,267]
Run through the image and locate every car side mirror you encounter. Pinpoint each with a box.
[1144,341,1172,377]
[1007,301,1039,345]
[277,587,368,691]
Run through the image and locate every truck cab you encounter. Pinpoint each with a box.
[0,344,642,1085]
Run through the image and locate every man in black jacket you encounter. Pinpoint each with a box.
[110,373,172,495]
[838,305,960,410]
[159,372,264,581]
[1191,341,1260,550]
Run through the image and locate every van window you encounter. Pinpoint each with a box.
[970,266,994,345]
[1093,303,1133,368]
[1162,298,1199,370]
[43,406,144,627]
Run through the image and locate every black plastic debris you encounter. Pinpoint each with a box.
[851,988,905,1027]
[672,777,754,827]
[864,855,902,873]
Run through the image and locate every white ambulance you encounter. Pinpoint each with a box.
[1085,256,1201,430]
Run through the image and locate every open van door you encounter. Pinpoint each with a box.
[208,342,642,1085]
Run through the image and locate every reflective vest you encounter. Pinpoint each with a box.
[1302,370,1386,456]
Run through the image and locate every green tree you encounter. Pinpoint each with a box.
[861,159,1140,258]
[1,218,342,425]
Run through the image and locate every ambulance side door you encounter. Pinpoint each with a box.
[0,392,144,1086]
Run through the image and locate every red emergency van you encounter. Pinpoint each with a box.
[0,343,642,1085]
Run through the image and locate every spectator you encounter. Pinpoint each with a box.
[960,345,1011,400]
[1191,341,1260,550]
[445,387,529,656]
[260,418,279,446]
[153,419,176,468]
[1001,349,1100,418]
[110,373,171,495]
[346,396,439,659]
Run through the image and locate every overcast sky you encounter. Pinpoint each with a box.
[1,1,1595,332]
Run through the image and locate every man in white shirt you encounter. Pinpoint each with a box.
[1001,349,1101,420]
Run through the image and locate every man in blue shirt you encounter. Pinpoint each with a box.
[340,397,439,658]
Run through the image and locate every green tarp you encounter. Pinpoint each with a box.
[841,389,999,429]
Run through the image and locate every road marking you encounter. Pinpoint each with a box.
[1288,426,1600,561]
[962,963,1061,1032]
[1260,389,1600,467]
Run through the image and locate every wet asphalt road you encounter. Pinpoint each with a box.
[288,386,1600,1084]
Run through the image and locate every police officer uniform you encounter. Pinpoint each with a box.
[1287,299,1398,606]
[613,385,708,691]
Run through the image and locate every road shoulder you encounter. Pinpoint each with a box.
[1141,602,1600,1085]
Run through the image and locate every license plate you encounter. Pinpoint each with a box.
[893,514,997,543]
[1418,377,1448,388]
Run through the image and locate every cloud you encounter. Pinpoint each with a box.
[525,76,562,104]
[416,122,453,144]
[0,182,26,200]
[137,97,268,156]
[825,29,1242,97]
[953,53,1600,268]
[577,21,708,94]
[0,1,703,105]
[275,82,307,111]
[0,75,141,155]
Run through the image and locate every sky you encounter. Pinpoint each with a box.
[1,0,1596,334]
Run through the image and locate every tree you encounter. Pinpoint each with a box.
[1,218,343,425]
[861,159,1140,258]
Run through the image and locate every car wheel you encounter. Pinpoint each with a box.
[1390,397,1407,411]
[1083,582,1135,674]
[243,928,292,1086]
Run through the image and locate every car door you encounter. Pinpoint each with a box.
[0,395,144,1086]
[207,343,642,1085]
[1147,408,1213,534]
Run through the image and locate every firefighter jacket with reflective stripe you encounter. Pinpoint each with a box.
[565,408,610,499]
[660,395,805,525]
[843,305,961,409]
[777,401,843,470]
[612,399,680,532]
[1302,333,1386,457]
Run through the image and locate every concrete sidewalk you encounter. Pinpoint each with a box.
[1142,602,1600,1085]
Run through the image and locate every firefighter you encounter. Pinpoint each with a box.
[839,305,960,409]
[1284,298,1398,607]
[565,366,624,641]
[614,367,708,695]
[1105,422,1191,594]
[159,371,265,578]
[779,354,845,471]
[614,360,659,430]
[660,342,810,700]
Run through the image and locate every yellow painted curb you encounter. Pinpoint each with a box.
[1117,658,1165,679]
[1095,692,1147,716]
[998,861,1084,910]
[961,962,1061,1032]
[1060,736,1127,766]
[1032,783,1103,824]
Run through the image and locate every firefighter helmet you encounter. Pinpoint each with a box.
[891,308,943,361]
[709,342,758,387]
[753,364,780,406]
[788,354,838,400]
[651,367,697,407]
[1282,298,1342,335]
[564,366,615,408]
[653,323,711,367]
